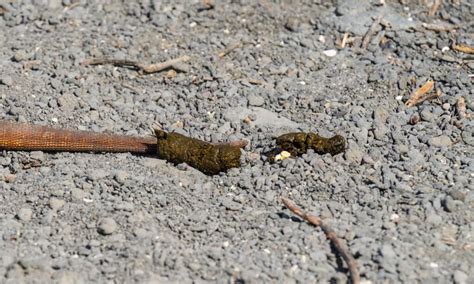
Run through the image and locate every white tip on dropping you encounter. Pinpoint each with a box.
[275,151,291,161]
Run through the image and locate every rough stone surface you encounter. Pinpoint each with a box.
[0,1,472,283]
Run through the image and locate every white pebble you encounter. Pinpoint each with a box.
[17,208,33,221]
[390,213,400,223]
[322,49,337,57]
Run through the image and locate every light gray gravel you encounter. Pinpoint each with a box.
[0,0,473,283]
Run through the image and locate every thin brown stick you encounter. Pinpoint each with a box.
[429,0,443,17]
[361,16,382,49]
[452,42,474,55]
[82,55,191,74]
[0,4,8,15]
[457,96,466,120]
[339,32,349,49]
[281,197,360,284]
[81,58,144,69]
[218,41,241,58]
[142,55,191,73]
[405,80,435,107]
[422,22,459,32]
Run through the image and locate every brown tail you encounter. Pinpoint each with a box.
[0,121,157,154]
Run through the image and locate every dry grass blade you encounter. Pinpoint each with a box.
[218,42,241,58]
[362,16,382,49]
[340,32,350,49]
[142,55,191,73]
[0,5,8,15]
[281,197,360,284]
[457,96,466,120]
[82,55,191,74]
[452,43,474,54]
[429,0,443,17]
[81,58,144,70]
[405,80,435,107]
[422,22,459,32]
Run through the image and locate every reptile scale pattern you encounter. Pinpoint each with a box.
[0,121,157,154]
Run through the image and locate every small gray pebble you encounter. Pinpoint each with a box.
[285,16,301,32]
[13,50,31,62]
[18,257,48,271]
[114,171,129,185]
[248,94,265,107]
[97,218,118,235]
[114,201,134,212]
[49,198,65,210]
[86,169,108,181]
[373,107,389,122]
[16,208,33,221]
[57,93,78,113]
[373,124,389,140]
[70,188,86,201]
[40,210,55,225]
[0,76,13,86]
[442,196,456,212]
[453,270,468,284]
[425,212,442,225]
[380,244,396,258]
[29,151,45,162]
[221,199,242,211]
[449,190,466,202]
[133,228,148,238]
[420,108,435,122]
[344,143,364,165]
[428,135,452,147]
[362,154,375,165]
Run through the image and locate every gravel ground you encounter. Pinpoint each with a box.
[0,0,473,283]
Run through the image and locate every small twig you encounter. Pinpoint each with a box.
[452,42,474,55]
[63,2,81,12]
[82,58,144,70]
[218,41,241,58]
[429,0,443,17]
[422,22,459,32]
[361,16,382,49]
[142,55,191,73]
[0,4,8,15]
[339,32,350,49]
[405,80,436,107]
[246,78,264,85]
[82,55,191,74]
[121,82,142,95]
[457,96,467,120]
[281,197,360,284]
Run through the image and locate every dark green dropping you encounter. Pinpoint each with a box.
[268,132,346,162]
[154,129,243,175]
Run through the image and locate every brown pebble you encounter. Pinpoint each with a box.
[409,113,420,125]
[4,173,16,183]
